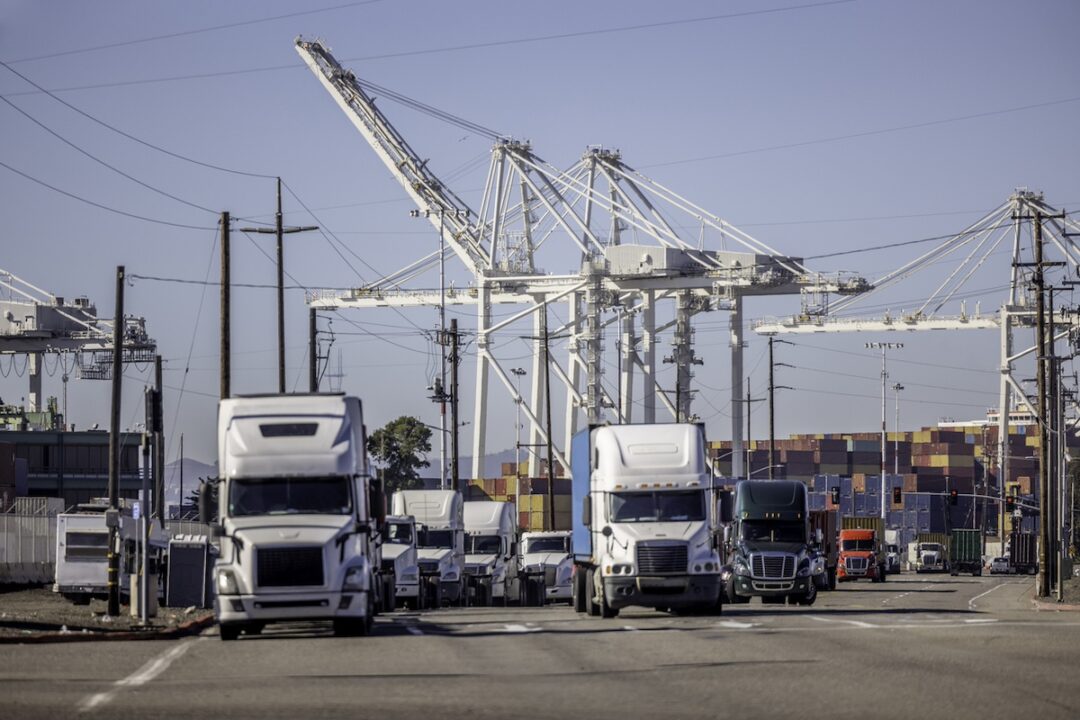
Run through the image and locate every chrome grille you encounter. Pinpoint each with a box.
[845,556,868,571]
[257,547,323,588]
[751,553,795,579]
[636,542,688,574]
[418,559,440,574]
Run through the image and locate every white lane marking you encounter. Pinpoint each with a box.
[964,618,999,624]
[79,638,202,713]
[623,625,640,632]
[718,620,758,629]
[882,592,912,605]
[969,582,1008,610]
[502,624,542,633]
[807,615,877,629]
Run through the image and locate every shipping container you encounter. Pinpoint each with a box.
[949,528,983,575]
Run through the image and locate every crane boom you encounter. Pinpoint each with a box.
[295,38,487,271]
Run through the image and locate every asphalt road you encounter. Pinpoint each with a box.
[3,574,1078,720]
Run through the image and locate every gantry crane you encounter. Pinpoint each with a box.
[0,268,155,424]
[296,37,867,478]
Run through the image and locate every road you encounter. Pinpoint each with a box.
[3,574,1078,720]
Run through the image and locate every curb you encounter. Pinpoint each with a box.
[0,613,215,645]
[1032,598,1080,612]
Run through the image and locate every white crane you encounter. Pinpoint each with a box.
[295,37,866,478]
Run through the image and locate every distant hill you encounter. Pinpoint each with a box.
[163,457,217,507]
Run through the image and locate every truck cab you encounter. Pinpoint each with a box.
[915,542,947,573]
[463,501,518,606]
[210,394,383,640]
[391,490,464,607]
[571,424,722,618]
[382,515,419,609]
[837,528,885,583]
[520,530,573,603]
[725,480,817,605]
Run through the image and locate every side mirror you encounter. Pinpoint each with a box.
[209,522,223,538]
[582,494,592,528]
[601,525,613,538]
[198,483,213,524]
[717,489,734,524]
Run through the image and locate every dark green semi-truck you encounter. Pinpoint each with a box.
[949,528,982,576]
[723,480,817,606]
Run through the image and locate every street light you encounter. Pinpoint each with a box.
[510,367,526,519]
[867,342,903,520]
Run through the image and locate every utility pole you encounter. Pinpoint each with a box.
[220,212,231,400]
[542,310,556,530]
[106,265,125,617]
[767,337,793,480]
[238,178,318,393]
[308,307,318,392]
[1034,210,1050,598]
[867,342,903,521]
[511,367,526,521]
[450,319,460,493]
[153,355,164,525]
[178,433,184,520]
[737,377,765,479]
[892,383,904,476]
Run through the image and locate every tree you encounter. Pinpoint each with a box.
[368,416,432,494]
[185,477,219,521]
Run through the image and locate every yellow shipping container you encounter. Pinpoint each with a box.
[529,494,547,512]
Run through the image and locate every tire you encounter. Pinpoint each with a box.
[219,623,240,641]
[798,582,817,606]
[726,578,750,604]
[585,569,600,617]
[573,569,587,613]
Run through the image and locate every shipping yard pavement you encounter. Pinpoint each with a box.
[2,574,1078,720]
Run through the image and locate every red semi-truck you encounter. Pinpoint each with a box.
[837,527,886,583]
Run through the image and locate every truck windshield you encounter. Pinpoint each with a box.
[467,535,501,554]
[740,520,805,543]
[525,537,569,554]
[609,490,705,522]
[420,529,454,549]
[229,476,351,516]
[842,539,875,551]
[384,523,413,544]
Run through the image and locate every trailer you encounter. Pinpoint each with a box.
[949,529,983,576]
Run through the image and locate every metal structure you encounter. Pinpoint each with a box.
[0,268,156,417]
[296,38,866,478]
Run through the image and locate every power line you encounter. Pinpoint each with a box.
[4,1,387,65]
[642,96,1080,169]
[0,157,215,230]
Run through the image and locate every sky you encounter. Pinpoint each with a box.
[1,0,1078,470]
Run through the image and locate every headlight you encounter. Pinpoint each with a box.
[343,566,369,591]
[733,559,750,577]
[216,569,240,596]
[610,563,633,575]
[399,570,418,583]
[442,568,459,582]
[797,558,811,577]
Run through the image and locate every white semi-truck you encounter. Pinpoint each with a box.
[382,515,420,608]
[463,501,518,606]
[520,530,573,603]
[208,393,385,640]
[392,490,464,607]
[570,424,723,618]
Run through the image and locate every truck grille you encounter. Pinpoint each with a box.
[845,556,868,572]
[257,547,323,588]
[751,553,795,580]
[636,543,688,574]
[418,559,440,574]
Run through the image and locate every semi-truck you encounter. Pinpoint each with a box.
[1008,531,1038,575]
[570,424,722,618]
[520,530,573,603]
[392,489,465,607]
[837,528,885,583]
[463,500,518,606]
[382,515,420,609]
[915,541,948,573]
[208,393,384,640]
[725,480,818,606]
[949,528,983,576]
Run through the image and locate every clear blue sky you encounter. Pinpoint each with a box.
[2,0,1078,467]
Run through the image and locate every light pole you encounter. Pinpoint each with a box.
[867,342,903,521]
[509,369,527,481]
[892,383,904,475]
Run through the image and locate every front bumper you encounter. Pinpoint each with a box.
[215,590,369,624]
[731,574,811,597]
[546,583,571,601]
[394,581,419,598]
[603,574,720,610]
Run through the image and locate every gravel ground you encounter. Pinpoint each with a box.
[0,585,210,638]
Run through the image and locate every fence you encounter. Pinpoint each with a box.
[0,514,56,584]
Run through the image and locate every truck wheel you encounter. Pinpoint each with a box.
[219,623,240,641]
[585,569,600,617]
[573,569,587,613]
[599,584,619,619]
[798,583,817,606]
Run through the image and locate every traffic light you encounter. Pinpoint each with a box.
[949,489,958,506]
[830,486,840,505]
[1005,495,1015,512]
[892,486,902,505]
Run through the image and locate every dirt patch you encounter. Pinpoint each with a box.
[0,585,211,638]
